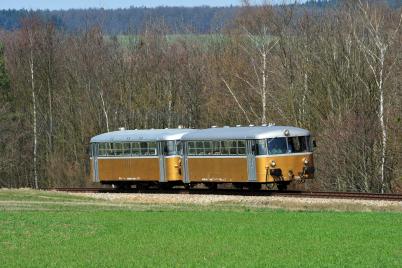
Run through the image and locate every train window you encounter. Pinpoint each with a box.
[268,138,287,155]
[238,140,246,155]
[140,142,148,155]
[113,143,123,156]
[212,141,220,155]
[188,141,196,155]
[229,141,237,155]
[98,143,106,156]
[256,140,268,155]
[221,141,230,155]
[123,143,131,155]
[165,141,176,155]
[131,142,140,155]
[305,136,312,152]
[204,141,213,155]
[196,141,204,155]
[176,141,182,155]
[148,142,157,155]
[287,136,308,153]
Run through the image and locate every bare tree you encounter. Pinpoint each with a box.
[354,0,402,193]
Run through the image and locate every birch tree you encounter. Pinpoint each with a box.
[354,0,402,193]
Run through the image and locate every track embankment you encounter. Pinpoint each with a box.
[48,187,402,201]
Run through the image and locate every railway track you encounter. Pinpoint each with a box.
[47,187,402,201]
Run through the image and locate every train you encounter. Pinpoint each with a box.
[89,125,315,191]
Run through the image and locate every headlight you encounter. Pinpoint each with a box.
[303,158,309,165]
[270,160,276,167]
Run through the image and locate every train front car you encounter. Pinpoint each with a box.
[181,126,314,190]
[89,128,196,189]
[254,126,315,190]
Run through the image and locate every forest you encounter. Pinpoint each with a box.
[0,0,401,192]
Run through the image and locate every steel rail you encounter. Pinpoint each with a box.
[45,187,402,201]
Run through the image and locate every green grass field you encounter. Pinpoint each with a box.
[0,189,401,267]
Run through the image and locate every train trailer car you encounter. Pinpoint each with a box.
[89,128,197,189]
[181,126,315,190]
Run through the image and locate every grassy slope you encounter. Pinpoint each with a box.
[0,189,401,267]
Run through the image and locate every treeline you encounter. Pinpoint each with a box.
[0,1,401,192]
[0,1,400,35]
[0,6,237,34]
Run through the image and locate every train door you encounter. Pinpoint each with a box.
[246,140,256,182]
[157,142,166,182]
[93,143,99,182]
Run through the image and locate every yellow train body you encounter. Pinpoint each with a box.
[164,156,183,181]
[187,157,248,182]
[90,156,184,182]
[256,153,314,183]
[89,126,315,189]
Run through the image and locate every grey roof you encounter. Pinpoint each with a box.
[90,128,198,143]
[181,126,310,141]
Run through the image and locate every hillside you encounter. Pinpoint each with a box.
[0,0,400,34]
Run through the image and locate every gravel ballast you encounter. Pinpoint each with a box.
[72,192,402,212]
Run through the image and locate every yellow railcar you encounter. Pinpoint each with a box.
[181,126,314,190]
[90,125,315,190]
[89,128,197,188]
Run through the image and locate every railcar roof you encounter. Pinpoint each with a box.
[181,126,310,140]
[90,129,197,143]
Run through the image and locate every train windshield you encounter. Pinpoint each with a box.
[267,136,311,155]
[287,136,310,153]
[267,138,288,155]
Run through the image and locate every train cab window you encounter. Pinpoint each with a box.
[287,136,308,153]
[306,136,312,151]
[268,137,287,155]
[256,140,268,155]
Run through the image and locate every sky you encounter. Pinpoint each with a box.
[0,0,307,10]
